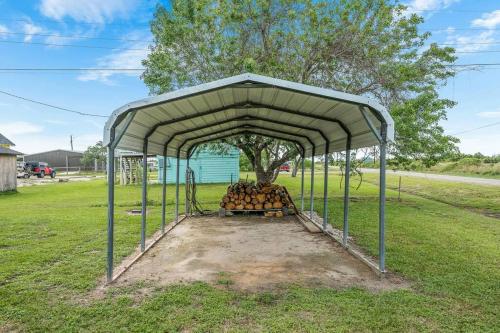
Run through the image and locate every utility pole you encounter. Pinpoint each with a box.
[70,135,74,151]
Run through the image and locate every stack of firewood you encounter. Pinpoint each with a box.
[220,180,294,213]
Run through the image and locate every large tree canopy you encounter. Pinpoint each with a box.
[143,0,458,181]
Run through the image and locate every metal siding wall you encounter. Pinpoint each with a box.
[0,155,16,192]
[24,150,84,168]
[158,149,239,184]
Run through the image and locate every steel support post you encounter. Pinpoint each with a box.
[161,146,167,233]
[141,141,147,252]
[310,147,315,219]
[185,156,190,216]
[343,137,351,246]
[175,149,180,222]
[322,143,329,229]
[106,145,115,282]
[379,126,387,272]
[300,156,305,212]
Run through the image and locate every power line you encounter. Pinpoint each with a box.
[4,38,500,53]
[428,27,500,32]
[0,64,499,72]
[410,9,488,13]
[448,63,500,67]
[0,31,154,43]
[0,40,148,51]
[0,68,144,71]
[0,90,107,118]
[1,28,498,42]
[450,121,500,136]
[0,17,151,27]
[454,50,500,54]
[3,32,500,52]
[437,41,500,46]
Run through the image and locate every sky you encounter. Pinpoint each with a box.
[0,0,499,155]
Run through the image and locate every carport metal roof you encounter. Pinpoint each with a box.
[103,73,394,157]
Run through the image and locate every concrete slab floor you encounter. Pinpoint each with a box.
[116,215,408,291]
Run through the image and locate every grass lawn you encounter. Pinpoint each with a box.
[0,172,499,332]
[362,172,500,216]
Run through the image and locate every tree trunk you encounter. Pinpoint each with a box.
[255,166,278,183]
[291,156,301,177]
[227,135,300,184]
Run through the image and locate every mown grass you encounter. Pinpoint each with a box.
[0,172,499,332]
[362,172,500,216]
[429,160,500,179]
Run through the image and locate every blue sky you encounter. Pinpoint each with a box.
[0,0,499,155]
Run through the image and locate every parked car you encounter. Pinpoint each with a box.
[279,162,290,172]
[25,161,56,178]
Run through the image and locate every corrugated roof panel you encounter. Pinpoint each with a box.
[104,73,394,157]
[231,87,247,104]
[219,88,235,106]
[248,87,263,102]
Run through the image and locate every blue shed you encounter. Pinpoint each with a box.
[158,148,240,184]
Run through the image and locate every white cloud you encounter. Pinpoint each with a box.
[477,111,500,119]
[444,9,500,54]
[77,46,148,83]
[445,30,495,52]
[458,133,500,155]
[1,129,102,154]
[23,23,43,42]
[405,0,459,13]
[8,132,101,154]
[472,10,500,29]
[43,30,88,48]
[0,24,9,39]
[0,121,43,137]
[39,0,138,24]
[77,31,149,83]
[44,119,68,125]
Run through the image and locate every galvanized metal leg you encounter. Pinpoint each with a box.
[161,147,167,233]
[322,144,329,229]
[300,156,305,212]
[141,142,147,252]
[106,146,115,282]
[185,156,190,215]
[379,136,387,272]
[343,137,351,246]
[310,147,315,219]
[175,150,180,222]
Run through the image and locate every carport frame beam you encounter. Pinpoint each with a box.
[322,142,329,229]
[106,144,115,283]
[161,145,167,233]
[359,106,388,273]
[300,156,305,212]
[343,136,351,246]
[310,146,315,219]
[175,149,180,222]
[141,140,147,252]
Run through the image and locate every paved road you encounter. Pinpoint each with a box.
[360,168,500,187]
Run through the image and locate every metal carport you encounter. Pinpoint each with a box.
[103,73,394,282]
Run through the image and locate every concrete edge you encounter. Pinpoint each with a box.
[296,212,385,278]
[108,215,188,284]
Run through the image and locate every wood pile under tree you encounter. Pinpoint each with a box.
[220,180,294,217]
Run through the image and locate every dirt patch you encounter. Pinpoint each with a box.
[114,216,408,292]
[17,175,104,187]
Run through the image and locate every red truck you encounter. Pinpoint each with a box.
[24,161,56,178]
[279,162,291,172]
